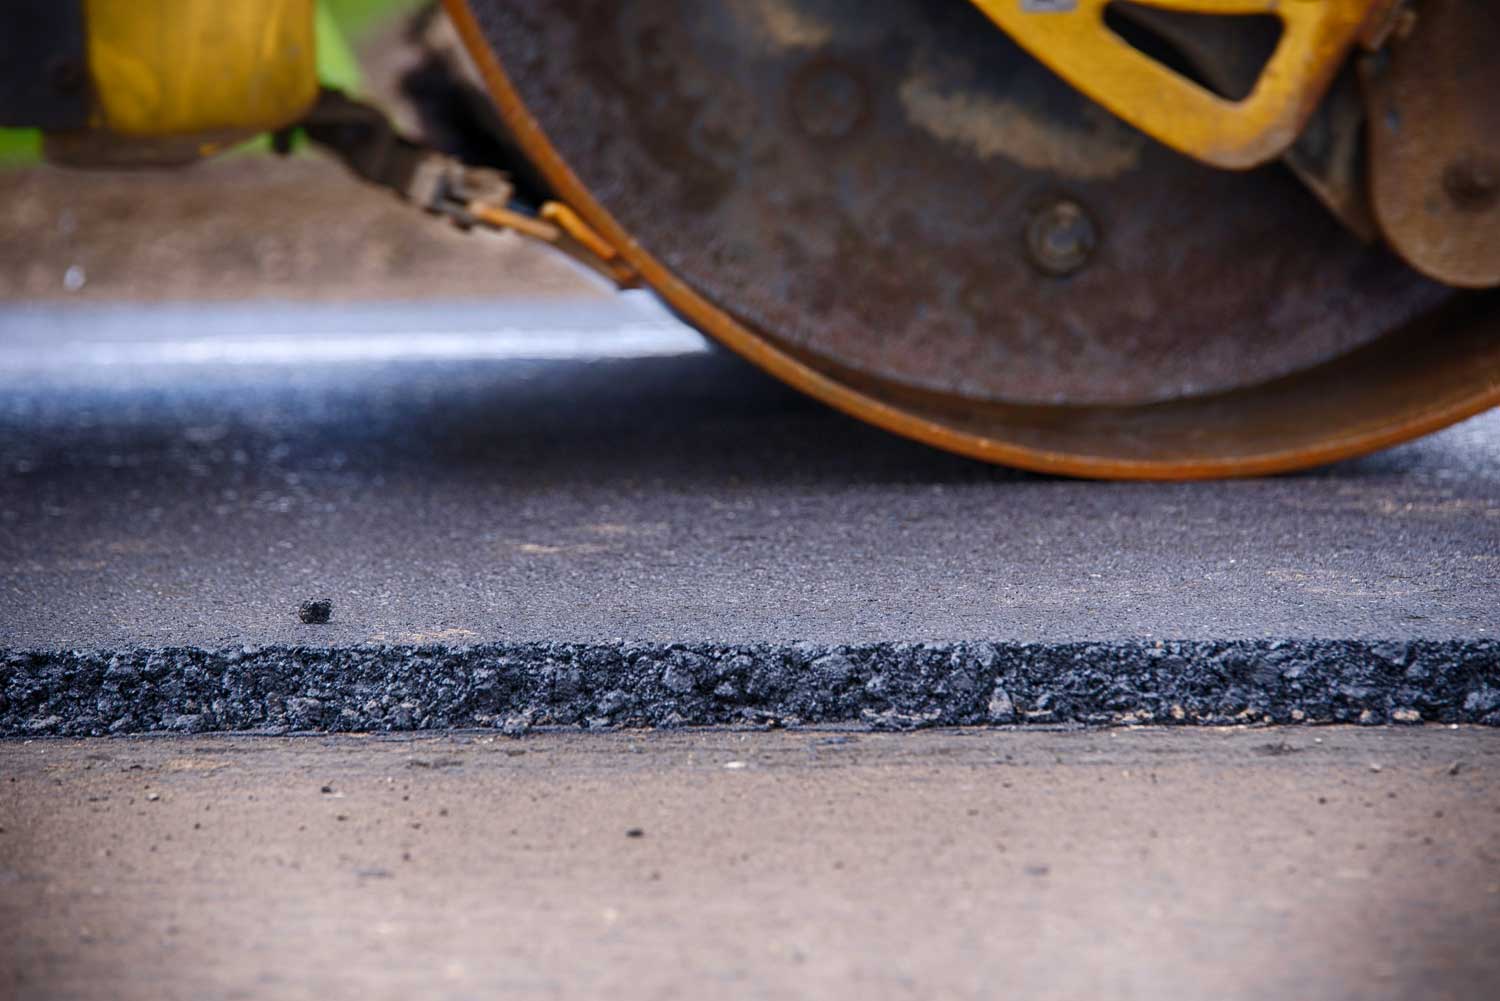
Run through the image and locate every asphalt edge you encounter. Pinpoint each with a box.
[4,640,1499,736]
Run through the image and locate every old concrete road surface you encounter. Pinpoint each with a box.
[2,727,1498,1001]
[0,297,1498,732]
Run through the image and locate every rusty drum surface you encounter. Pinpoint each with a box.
[446,0,1500,478]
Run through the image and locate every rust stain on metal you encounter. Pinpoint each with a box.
[897,74,1144,180]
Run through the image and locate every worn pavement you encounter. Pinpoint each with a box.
[2,726,1497,1001]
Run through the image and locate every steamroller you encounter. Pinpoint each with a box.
[6,0,1500,478]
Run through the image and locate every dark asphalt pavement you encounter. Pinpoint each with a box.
[0,299,1497,733]
[3,297,1498,648]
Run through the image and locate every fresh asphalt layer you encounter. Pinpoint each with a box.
[1,299,1497,734]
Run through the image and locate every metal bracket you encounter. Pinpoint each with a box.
[295,89,637,287]
[968,0,1392,169]
[1361,1,1500,288]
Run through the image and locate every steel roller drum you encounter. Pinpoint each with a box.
[444,0,1500,478]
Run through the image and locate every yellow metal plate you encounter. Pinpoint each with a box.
[967,0,1382,169]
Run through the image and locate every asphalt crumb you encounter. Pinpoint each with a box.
[297,600,333,625]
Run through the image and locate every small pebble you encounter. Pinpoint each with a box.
[298,599,333,625]
[145,791,160,802]
[625,828,645,839]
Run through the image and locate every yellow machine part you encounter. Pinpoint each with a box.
[965,0,1388,169]
[84,0,318,138]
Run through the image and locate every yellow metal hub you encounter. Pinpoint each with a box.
[966,0,1387,169]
